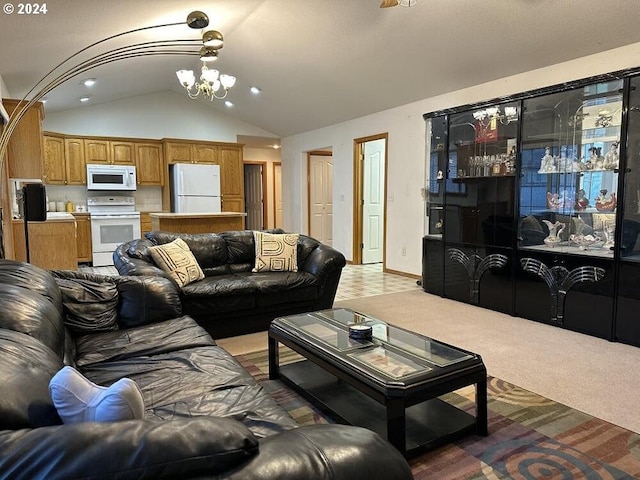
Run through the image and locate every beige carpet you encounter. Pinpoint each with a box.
[219,290,640,434]
[335,290,640,435]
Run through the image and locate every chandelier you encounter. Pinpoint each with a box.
[175,24,236,101]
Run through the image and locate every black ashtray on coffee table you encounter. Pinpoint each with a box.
[268,308,488,458]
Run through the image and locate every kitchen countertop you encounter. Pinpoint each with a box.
[13,212,76,222]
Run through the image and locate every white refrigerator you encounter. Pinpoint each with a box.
[171,163,222,213]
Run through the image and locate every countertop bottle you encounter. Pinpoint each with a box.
[65,200,74,213]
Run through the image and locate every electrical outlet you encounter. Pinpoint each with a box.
[401,247,406,256]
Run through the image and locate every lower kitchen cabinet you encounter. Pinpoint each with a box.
[72,213,92,263]
[12,219,78,270]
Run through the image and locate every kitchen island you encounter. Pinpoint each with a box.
[149,212,247,234]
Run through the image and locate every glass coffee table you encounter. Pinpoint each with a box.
[268,308,488,458]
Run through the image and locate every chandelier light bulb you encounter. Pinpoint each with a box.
[176,69,196,88]
[201,67,219,83]
[220,74,236,89]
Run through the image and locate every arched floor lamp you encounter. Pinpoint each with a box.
[0,10,215,259]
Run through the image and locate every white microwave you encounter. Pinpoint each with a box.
[86,164,137,191]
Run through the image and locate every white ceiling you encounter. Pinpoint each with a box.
[2,0,640,142]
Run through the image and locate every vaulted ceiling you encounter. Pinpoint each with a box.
[2,0,640,140]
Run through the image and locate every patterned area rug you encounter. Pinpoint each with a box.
[235,349,640,479]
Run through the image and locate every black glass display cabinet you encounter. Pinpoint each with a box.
[423,71,640,346]
[423,105,518,314]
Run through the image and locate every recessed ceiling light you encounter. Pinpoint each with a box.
[250,86,261,95]
[225,100,234,108]
[41,98,47,104]
[83,78,96,87]
[80,96,91,102]
[272,144,281,149]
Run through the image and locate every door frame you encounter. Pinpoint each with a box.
[306,150,333,237]
[272,161,282,229]
[243,160,267,230]
[353,133,388,265]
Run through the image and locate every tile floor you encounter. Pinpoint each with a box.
[81,263,421,301]
[334,263,420,301]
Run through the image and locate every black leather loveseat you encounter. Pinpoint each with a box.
[0,260,412,480]
[113,229,346,338]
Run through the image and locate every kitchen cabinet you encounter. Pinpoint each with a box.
[3,99,44,179]
[43,134,65,184]
[135,142,164,186]
[72,213,92,263]
[149,212,246,234]
[423,69,640,346]
[85,138,134,165]
[84,139,110,164]
[162,139,244,212]
[219,145,245,212]
[140,212,152,234]
[42,134,86,185]
[64,138,86,185]
[11,217,78,270]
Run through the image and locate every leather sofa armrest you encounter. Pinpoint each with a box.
[300,244,346,280]
[225,424,413,480]
[0,417,258,480]
[113,241,173,281]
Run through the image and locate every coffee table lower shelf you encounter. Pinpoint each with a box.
[278,359,478,458]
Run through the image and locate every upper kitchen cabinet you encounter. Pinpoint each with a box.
[135,142,164,186]
[3,99,44,179]
[85,138,134,165]
[42,134,86,185]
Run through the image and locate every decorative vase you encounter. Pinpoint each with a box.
[542,220,565,247]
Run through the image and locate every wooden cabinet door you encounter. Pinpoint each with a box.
[73,215,92,262]
[84,139,110,164]
[194,144,218,164]
[136,143,164,186]
[219,146,244,212]
[65,138,86,185]
[43,135,65,184]
[164,142,192,163]
[110,141,135,165]
[4,99,44,179]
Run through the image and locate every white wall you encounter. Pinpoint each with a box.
[281,41,640,276]
[43,91,277,142]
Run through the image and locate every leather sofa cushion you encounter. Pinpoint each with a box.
[74,316,215,368]
[0,417,259,479]
[0,284,65,360]
[0,330,63,429]
[0,260,63,311]
[220,230,256,264]
[55,278,119,334]
[182,273,259,297]
[146,231,228,268]
[80,343,298,438]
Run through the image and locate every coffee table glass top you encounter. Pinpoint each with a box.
[275,308,475,382]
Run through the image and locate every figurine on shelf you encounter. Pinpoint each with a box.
[575,189,589,211]
[546,191,565,209]
[594,147,605,170]
[595,189,617,212]
[603,142,620,170]
[538,147,556,173]
[602,221,616,249]
[542,220,565,247]
[584,147,597,170]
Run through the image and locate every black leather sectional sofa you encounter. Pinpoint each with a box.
[0,260,412,479]
[113,229,346,338]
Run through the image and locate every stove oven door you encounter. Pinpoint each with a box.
[90,214,141,266]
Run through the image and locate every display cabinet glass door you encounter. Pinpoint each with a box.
[615,74,640,345]
[442,106,517,310]
[516,80,621,338]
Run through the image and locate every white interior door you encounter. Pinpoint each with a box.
[244,164,263,230]
[308,154,333,245]
[274,163,283,228]
[362,139,385,264]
